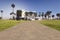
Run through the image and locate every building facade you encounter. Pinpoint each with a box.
[16,10,37,20]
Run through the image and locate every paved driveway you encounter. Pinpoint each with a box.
[0,21,60,40]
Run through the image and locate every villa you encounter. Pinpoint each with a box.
[10,10,43,20]
[16,10,41,20]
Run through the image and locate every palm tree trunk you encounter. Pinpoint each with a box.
[1,13,3,19]
[12,8,14,13]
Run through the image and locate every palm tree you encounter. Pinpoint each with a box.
[10,12,15,20]
[52,15,55,19]
[38,12,41,17]
[11,3,15,13]
[45,11,52,19]
[25,12,28,16]
[25,12,28,20]
[0,10,3,19]
[56,13,60,20]
[45,14,47,19]
[41,12,44,19]
[10,3,15,20]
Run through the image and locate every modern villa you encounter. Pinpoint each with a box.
[16,10,40,20]
[10,10,44,20]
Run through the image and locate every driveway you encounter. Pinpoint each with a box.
[0,21,60,40]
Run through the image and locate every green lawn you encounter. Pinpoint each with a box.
[40,20,60,31]
[0,20,23,31]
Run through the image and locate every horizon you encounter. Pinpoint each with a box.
[0,0,60,19]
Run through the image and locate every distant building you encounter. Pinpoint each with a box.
[25,11,37,20]
[16,10,37,20]
[16,10,25,20]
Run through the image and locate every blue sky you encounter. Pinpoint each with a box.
[0,0,60,19]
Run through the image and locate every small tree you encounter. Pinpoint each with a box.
[10,3,15,20]
[11,3,15,12]
[10,12,15,20]
[45,11,52,19]
[41,12,44,19]
[56,13,60,20]
[38,12,41,17]
[44,14,47,19]
[52,15,55,19]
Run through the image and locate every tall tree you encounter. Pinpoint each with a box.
[38,12,41,17]
[52,15,55,19]
[41,12,44,19]
[11,3,15,13]
[25,12,28,16]
[56,13,60,20]
[10,3,15,20]
[10,12,15,20]
[45,11,52,19]
[25,12,28,20]
[45,14,47,19]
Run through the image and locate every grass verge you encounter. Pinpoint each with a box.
[0,20,23,31]
[40,20,60,31]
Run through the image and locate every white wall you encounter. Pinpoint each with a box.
[21,10,25,18]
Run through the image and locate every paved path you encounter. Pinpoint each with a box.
[0,21,60,40]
